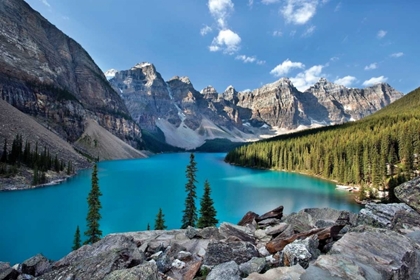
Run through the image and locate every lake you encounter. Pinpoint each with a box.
[0,153,361,264]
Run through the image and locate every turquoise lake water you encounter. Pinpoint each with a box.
[0,153,361,264]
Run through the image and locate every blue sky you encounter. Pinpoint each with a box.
[25,0,418,93]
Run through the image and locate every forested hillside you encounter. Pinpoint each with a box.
[225,87,420,199]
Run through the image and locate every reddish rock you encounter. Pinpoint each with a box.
[266,228,324,254]
[256,206,284,222]
[238,211,260,226]
[182,260,202,280]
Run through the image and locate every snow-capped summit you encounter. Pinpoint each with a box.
[133,62,152,69]
[104,69,118,80]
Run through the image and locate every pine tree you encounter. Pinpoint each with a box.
[72,226,81,250]
[154,208,167,230]
[197,180,218,228]
[84,164,102,244]
[32,165,39,185]
[147,223,150,230]
[181,153,198,229]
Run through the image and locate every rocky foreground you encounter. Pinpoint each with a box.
[1,177,420,280]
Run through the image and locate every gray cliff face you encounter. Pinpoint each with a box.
[110,64,402,149]
[0,0,142,149]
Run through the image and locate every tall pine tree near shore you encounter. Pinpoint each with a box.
[154,208,167,230]
[197,180,218,228]
[72,226,81,250]
[181,153,198,229]
[84,164,102,244]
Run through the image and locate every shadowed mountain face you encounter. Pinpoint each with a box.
[0,0,142,158]
[108,64,403,150]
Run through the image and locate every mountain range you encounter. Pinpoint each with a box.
[107,63,403,150]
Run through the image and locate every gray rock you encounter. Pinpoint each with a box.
[239,257,266,277]
[257,218,281,227]
[395,177,420,214]
[357,203,414,228]
[0,267,19,280]
[391,209,420,234]
[206,261,241,280]
[38,235,144,280]
[254,229,271,243]
[219,223,256,243]
[204,241,258,265]
[176,251,192,261]
[18,275,34,280]
[21,254,51,277]
[185,226,199,239]
[103,262,159,280]
[281,238,314,268]
[245,264,305,280]
[265,223,289,236]
[156,243,186,273]
[196,227,223,240]
[312,226,418,279]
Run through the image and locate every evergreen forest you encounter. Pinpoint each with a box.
[225,87,420,199]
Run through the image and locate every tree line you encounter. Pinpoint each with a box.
[0,134,75,185]
[73,153,218,250]
[225,87,420,199]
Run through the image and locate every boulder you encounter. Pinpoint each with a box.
[20,254,51,277]
[204,241,258,265]
[238,211,260,226]
[245,264,305,280]
[257,218,281,227]
[256,206,283,222]
[311,226,418,279]
[179,260,202,280]
[265,223,289,236]
[185,226,199,239]
[38,235,145,280]
[0,267,19,280]
[156,243,186,273]
[394,177,420,214]
[219,223,256,243]
[357,203,414,228]
[391,209,420,234]
[103,262,159,280]
[206,261,241,280]
[281,236,319,268]
[176,251,192,262]
[266,228,324,254]
[196,227,223,240]
[239,257,266,277]
[254,229,271,243]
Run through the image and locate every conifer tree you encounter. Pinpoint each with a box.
[197,180,218,228]
[154,208,167,230]
[181,153,198,229]
[72,226,81,250]
[84,164,102,244]
[32,165,39,185]
[147,223,150,230]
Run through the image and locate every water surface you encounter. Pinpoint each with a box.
[0,153,360,264]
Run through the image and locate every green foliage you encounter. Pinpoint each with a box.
[84,164,102,244]
[72,225,81,251]
[147,223,150,231]
[181,153,198,229]
[225,87,420,198]
[1,139,7,163]
[197,180,218,228]
[154,208,167,230]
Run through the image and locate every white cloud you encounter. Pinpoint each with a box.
[364,63,377,70]
[208,0,234,28]
[330,56,339,62]
[209,29,241,54]
[302,25,316,37]
[236,55,256,63]
[334,2,341,12]
[262,0,280,4]
[273,30,283,37]
[291,65,325,91]
[248,0,254,7]
[334,76,357,87]
[390,52,404,58]
[362,76,388,87]
[270,59,305,77]
[236,55,266,65]
[41,0,51,7]
[200,25,212,36]
[281,0,318,25]
[377,30,387,39]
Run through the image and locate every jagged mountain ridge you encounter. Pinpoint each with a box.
[108,63,403,149]
[0,0,143,160]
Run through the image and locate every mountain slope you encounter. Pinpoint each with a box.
[0,99,89,189]
[0,0,143,159]
[225,86,420,198]
[108,63,403,150]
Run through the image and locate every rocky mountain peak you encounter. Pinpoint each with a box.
[104,69,118,80]
[132,62,154,70]
[201,86,218,100]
